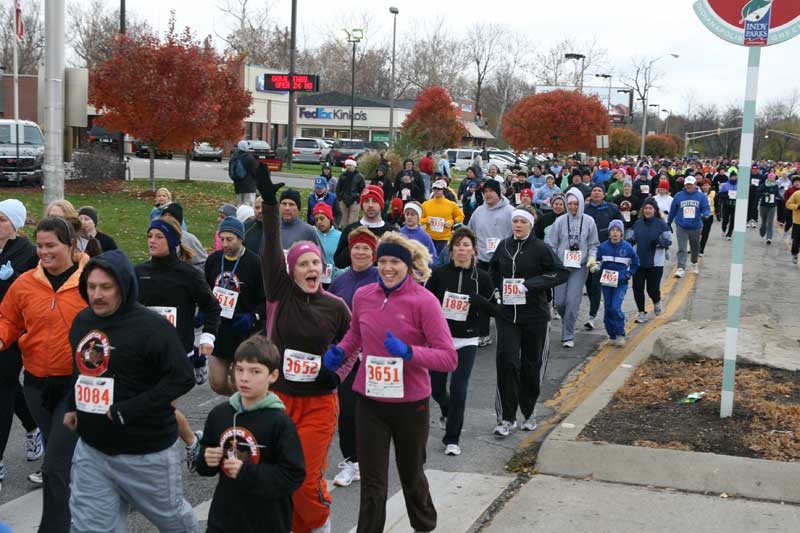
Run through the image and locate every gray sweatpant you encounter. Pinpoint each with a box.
[70,439,198,533]
[759,205,776,240]
[675,226,701,268]
[554,266,589,342]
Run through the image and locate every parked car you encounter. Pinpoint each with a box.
[236,139,277,162]
[365,141,389,151]
[134,141,173,159]
[88,125,122,151]
[192,142,223,161]
[0,119,44,184]
[444,148,513,172]
[329,139,366,166]
[291,137,330,164]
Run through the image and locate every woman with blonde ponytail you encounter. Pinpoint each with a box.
[322,231,457,532]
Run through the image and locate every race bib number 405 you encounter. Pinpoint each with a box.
[75,375,114,414]
[283,349,321,382]
[213,287,239,319]
[365,356,404,399]
[600,269,620,288]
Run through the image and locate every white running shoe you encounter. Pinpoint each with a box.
[654,302,663,316]
[444,444,462,456]
[674,268,685,278]
[186,431,203,473]
[25,428,44,461]
[333,460,360,487]
[493,420,517,437]
[478,336,493,347]
[691,263,699,274]
[583,317,595,330]
[562,340,575,348]
[521,415,538,431]
[613,337,627,347]
[27,470,43,485]
[635,312,648,324]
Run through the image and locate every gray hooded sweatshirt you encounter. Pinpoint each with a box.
[467,196,515,262]
[547,187,599,269]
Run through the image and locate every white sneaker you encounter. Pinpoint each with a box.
[583,318,595,330]
[726,236,732,241]
[562,340,575,348]
[25,428,44,461]
[674,268,685,278]
[310,518,331,533]
[444,444,462,456]
[333,460,360,487]
[27,470,43,485]
[691,263,699,274]
[521,415,538,431]
[186,431,202,473]
[493,420,517,437]
[478,336,493,347]
[654,302,663,316]
[613,337,627,347]
[635,312,648,323]
[699,252,704,257]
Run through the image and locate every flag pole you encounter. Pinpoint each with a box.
[13,1,21,183]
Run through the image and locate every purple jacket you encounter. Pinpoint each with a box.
[337,276,457,403]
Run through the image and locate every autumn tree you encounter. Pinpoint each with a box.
[503,90,609,154]
[89,18,252,189]
[644,134,679,157]
[609,127,641,156]
[401,87,466,152]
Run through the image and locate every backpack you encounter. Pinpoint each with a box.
[229,154,248,182]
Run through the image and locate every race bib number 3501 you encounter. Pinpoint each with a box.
[502,278,526,305]
[75,375,114,414]
[365,356,404,399]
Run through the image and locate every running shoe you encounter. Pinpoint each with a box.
[493,420,517,437]
[562,340,575,348]
[521,415,538,431]
[25,428,44,461]
[478,336,492,347]
[613,337,627,347]
[444,444,462,456]
[28,470,43,485]
[674,268,685,278]
[0,462,5,482]
[635,312,648,324]
[726,236,732,241]
[691,263,699,275]
[654,302,663,316]
[186,430,202,472]
[333,460,360,487]
[583,317,595,330]
[189,353,208,386]
[766,239,772,245]
[793,255,798,265]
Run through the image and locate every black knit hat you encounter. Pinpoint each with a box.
[279,189,302,208]
[482,178,502,196]
[78,206,98,226]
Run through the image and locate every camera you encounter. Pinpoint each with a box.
[569,244,580,251]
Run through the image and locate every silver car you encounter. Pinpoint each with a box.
[292,137,329,164]
[192,142,223,161]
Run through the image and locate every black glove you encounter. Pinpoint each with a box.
[255,164,284,205]
[315,367,341,390]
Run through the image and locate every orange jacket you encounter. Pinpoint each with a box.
[0,256,88,378]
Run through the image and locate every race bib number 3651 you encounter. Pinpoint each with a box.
[75,375,114,414]
[365,356,404,399]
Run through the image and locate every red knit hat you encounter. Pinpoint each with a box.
[520,188,534,200]
[312,202,334,222]
[360,185,385,209]
[349,230,378,261]
[390,197,404,215]
[658,180,671,190]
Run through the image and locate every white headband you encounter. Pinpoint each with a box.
[511,209,536,227]
[404,203,422,218]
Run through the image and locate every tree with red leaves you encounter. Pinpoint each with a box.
[644,134,680,157]
[609,127,641,157]
[502,90,609,155]
[401,86,466,152]
[89,17,252,188]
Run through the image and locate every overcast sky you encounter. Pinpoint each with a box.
[70,0,799,116]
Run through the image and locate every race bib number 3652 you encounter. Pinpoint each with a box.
[365,356,404,399]
[75,375,114,414]
[283,349,321,382]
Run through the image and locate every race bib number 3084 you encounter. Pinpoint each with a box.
[75,375,114,414]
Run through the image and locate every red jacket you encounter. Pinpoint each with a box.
[419,156,434,176]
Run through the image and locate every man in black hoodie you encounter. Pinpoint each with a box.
[64,250,198,533]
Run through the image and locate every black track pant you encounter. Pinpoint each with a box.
[494,318,550,423]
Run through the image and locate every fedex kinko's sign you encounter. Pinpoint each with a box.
[693,0,800,46]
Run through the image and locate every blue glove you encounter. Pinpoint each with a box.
[323,344,344,371]
[230,313,255,335]
[384,331,412,361]
[0,261,13,281]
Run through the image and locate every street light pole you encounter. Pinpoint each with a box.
[595,73,612,111]
[345,29,363,140]
[388,7,398,148]
[661,109,672,134]
[565,53,586,93]
[118,0,126,175]
[286,0,297,170]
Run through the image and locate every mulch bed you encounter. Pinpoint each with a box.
[578,358,800,462]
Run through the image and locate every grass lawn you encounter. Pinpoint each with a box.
[7,179,311,264]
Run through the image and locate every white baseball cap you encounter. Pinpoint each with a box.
[684,176,697,185]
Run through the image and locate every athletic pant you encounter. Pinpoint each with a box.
[602,284,628,339]
[495,318,550,423]
[70,439,198,533]
[554,266,589,342]
[430,345,477,445]
[433,239,447,255]
[337,359,360,463]
[759,205,776,240]
[235,192,256,208]
[700,216,714,254]
[477,261,491,337]
[274,391,337,533]
[714,193,722,221]
[722,203,736,237]
[23,375,77,533]
[338,200,360,227]
[585,270,602,318]
[675,226,701,268]
[792,223,800,256]
[747,193,759,222]
[633,266,663,313]
[0,344,37,460]
[356,396,436,533]
[777,198,786,224]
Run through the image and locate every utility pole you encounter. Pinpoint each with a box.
[286,0,297,169]
[43,0,66,206]
[118,0,126,176]
[388,7,399,148]
[345,29,362,140]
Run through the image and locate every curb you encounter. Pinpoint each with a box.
[536,320,800,504]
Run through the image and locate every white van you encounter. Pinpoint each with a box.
[0,119,45,184]
[444,148,512,172]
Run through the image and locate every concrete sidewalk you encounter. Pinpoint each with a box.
[484,475,800,532]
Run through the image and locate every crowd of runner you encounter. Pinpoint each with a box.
[0,144,798,532]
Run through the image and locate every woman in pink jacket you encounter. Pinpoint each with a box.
[325,232,457,533]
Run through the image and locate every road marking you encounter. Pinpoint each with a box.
[347,469,510,533]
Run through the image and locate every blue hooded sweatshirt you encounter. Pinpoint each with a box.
[632,205,672,268]
[667,189,711,230]
[592,168,612,186]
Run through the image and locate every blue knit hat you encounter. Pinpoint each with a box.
[608,219,625,234]
[218,216,244,240]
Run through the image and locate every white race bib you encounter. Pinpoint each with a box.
[622,211,631,222]
[75,375,114,415]
[563,249,583,268]
[283,349,321,382]
[429,217,445,233]
[640,185,650,195]
[148,306,177,327]
[729,190,737,200]
[442,291,470,322]
[486,238,500,254]
[515,193,521,205]
[213,286,239,319]
[600,269,619,287]
[768,194,775,204]
[321,264,333,284]
[751,178,760,186]
[502,278,526,305]
[283,250,289,273]
[682,206,696,219]
[402,188,410,200]
[365,356,404,399]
